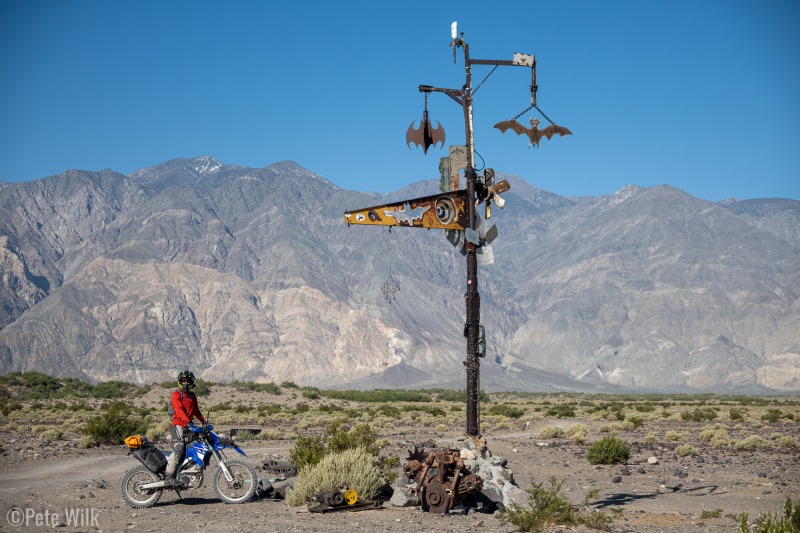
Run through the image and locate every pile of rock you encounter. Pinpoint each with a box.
[391,436,528,513]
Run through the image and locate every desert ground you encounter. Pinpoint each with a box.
[0,378,798,532]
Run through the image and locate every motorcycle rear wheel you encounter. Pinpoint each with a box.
[212,458,258,504]
[121,466,163,508]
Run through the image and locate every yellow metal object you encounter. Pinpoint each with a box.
[344,190,468,230]
[343,489,358,505]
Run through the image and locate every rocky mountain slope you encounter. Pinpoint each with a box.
[1,156,798,392]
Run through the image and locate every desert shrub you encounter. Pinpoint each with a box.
[289,421,380,471]
[90,380,133,399]
[488,404,526,419]
[586,435,631,465]
[701,508,724,519]
[645,433,658,445]
[761,409,786,423]
[776,436,799,448]
[232,380,281,394]
[81,401,147,445]
[737,496,800,533]
[286,447,386,506]
[628,416,644,429]
[539,426,566,439]
[145,419,172,442]
[733,435,772,451]
[258,403,282,416]
[545,404,576,419]
[302,387,320,399]
[675,444,699,457]
[372,404,400,418]
[681,408,718,422]
[39,428,64,442]
[292,403,310,415]
[729,408,746,421]
[316,389,432,403]
[498,476,614,531]
[567,424,589,444]
[281,381,299,389]
[665,430,685,442]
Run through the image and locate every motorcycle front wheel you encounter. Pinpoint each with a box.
[212,458,258,504]
[121,466,163,508]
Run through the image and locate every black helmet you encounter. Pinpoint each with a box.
[177,370,196,391]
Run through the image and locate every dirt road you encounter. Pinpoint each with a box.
[0,430,797,532]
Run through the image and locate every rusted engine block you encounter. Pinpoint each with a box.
[403,448,483,514]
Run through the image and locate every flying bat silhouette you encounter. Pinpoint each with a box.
[384,203,431,225]
[406,111,445,154]
[493,118,572,148]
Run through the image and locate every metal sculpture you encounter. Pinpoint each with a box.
[494,117,572,148]
[403,448,483,514]
[406,93,446,154]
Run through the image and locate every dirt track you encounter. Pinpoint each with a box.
[1,426,798,533]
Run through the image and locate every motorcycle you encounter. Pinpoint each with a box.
[121,424,258,507]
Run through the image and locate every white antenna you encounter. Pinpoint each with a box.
[451,21,458,40]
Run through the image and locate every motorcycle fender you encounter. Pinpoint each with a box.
[234,446,246,456]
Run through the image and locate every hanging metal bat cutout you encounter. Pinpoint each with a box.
[406,110,446,154]
[494,117,572,148]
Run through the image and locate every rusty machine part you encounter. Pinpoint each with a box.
[308,487,381,513]
[404,448,483,514]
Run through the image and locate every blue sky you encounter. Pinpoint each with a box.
[1,1,798,201]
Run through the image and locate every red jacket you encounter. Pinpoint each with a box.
[171,389,205,427]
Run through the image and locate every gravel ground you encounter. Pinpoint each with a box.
[0,421,798,532]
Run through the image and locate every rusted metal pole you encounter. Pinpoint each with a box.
[461,42,481,437]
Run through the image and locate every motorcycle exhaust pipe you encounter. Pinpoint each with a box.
[140,480,170,489]
[140,477,186,490]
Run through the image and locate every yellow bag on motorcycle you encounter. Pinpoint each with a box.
[124,435,143,449]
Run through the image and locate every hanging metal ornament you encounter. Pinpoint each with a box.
[406,92,445,154]
[381,264,400,304]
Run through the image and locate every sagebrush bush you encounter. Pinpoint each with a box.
[286,447,386,506]
[665,430,685,442]
[567,424,589,444]
[289,421,380,471]
[734,435,772,451]
[675,444,699,457]
[539,426,566,439]
[586,435,631,465]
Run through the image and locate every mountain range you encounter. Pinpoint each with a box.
[1,156,798,392]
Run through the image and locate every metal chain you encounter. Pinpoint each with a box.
[510,103,557,125]
[534,103,557,125]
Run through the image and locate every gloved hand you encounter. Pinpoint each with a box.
[187,422,201,434]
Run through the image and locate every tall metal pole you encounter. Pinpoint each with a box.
[461,42,481,437]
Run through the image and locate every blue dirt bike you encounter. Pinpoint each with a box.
[121,424,258,507]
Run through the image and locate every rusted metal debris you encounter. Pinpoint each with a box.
[404,447,483,514]
[260,458,297,478]
[308,487,381,513]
